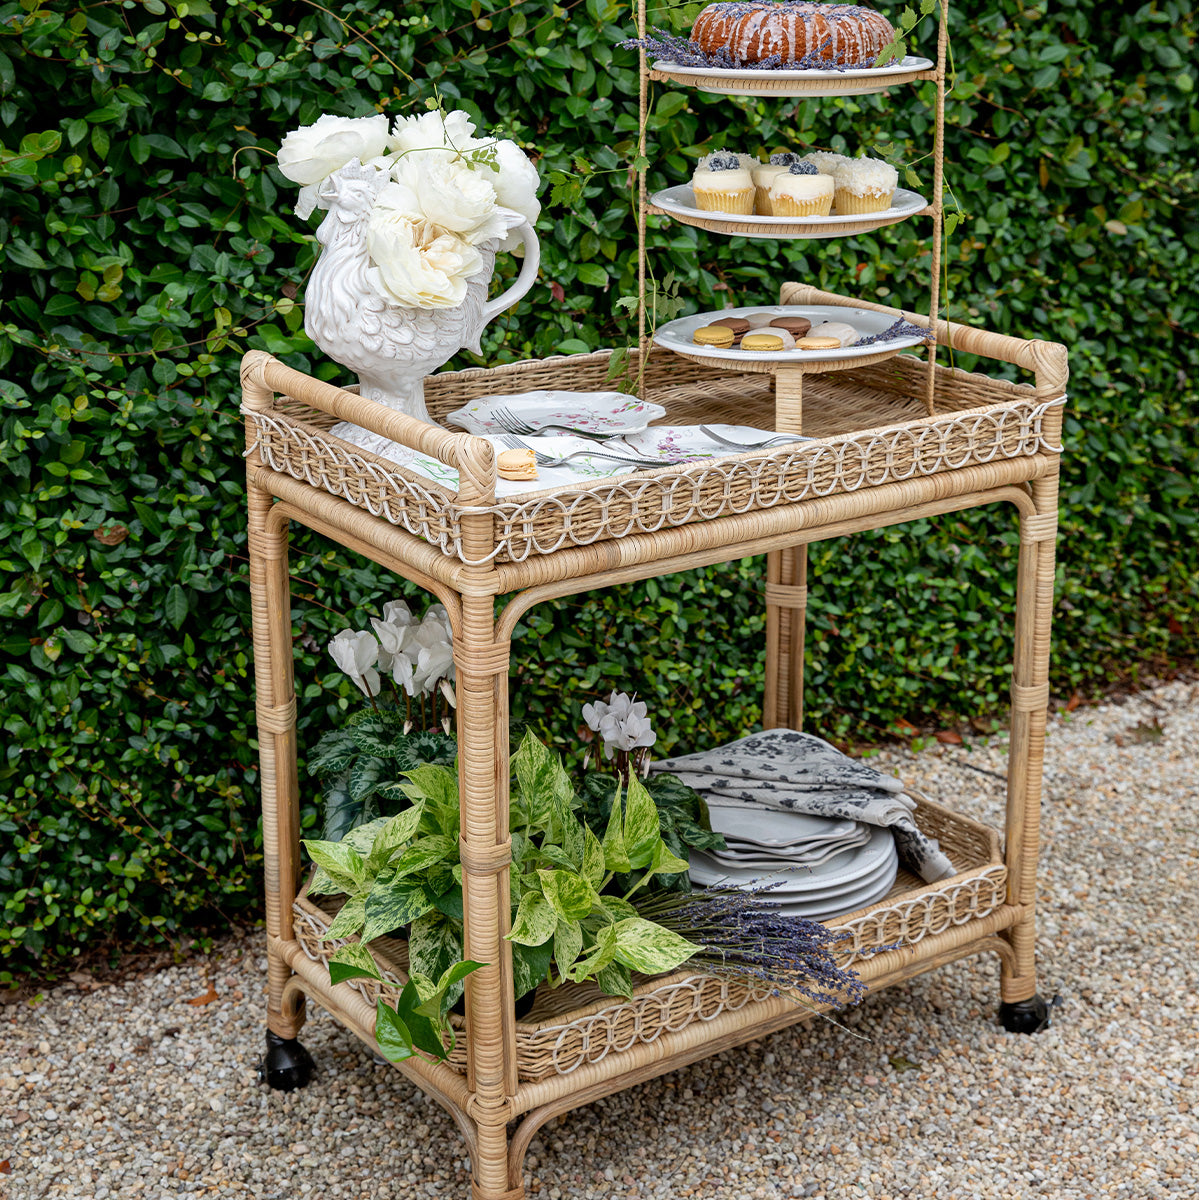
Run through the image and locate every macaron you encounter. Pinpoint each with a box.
[807,320,859,347]
[770,316,812,338]
[797,335,841,350]
[742,332,786,352]
[745,311,779,328]
[693,324,736,348]
[496,448,538,481]
[710,316,751,339]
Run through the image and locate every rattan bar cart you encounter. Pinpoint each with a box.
[241,280,1067,1196]
[244,4,1065,1195]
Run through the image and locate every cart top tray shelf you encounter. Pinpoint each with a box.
[241,288,1067,572]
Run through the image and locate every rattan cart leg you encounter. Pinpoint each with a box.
[247,483,314,1086]
[455,591,522,1198]
[999,467,1060,1033]
[764,547,809,731]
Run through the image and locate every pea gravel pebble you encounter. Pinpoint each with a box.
[2,682,1196,1199]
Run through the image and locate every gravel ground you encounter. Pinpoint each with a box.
[2,681,1196,1199]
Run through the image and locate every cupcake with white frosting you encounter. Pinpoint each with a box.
[832,157,898,214]
[692,152,755,214]
[768,161,835,218]
[752,152,800,215]
[798,150,853,176]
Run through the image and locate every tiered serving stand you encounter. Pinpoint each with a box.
[241,8,1068,1198]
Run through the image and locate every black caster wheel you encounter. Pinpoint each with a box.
[258,1031,315,1091]
[998,993,1061,1034]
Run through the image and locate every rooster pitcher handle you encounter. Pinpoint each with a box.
[481,220,540,326]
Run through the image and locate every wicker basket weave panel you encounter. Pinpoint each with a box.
[291,796,1005,1083]
[244,348,1064,566]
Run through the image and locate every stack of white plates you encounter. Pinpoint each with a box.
[690,809,899,920]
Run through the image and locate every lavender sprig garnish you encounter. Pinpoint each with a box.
[856,318,936,347]
[619,29,877,73]
[631,884,871,1014]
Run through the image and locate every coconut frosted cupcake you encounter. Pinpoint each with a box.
[768,161,835,218]
[692,152,755,214]
[832,157,898,213]
[798,150,853,176]
[752,152,800,215]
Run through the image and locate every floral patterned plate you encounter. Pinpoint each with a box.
[620,424,811,461]
[446,390,666,436]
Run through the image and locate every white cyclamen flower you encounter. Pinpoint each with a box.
[366,192,483,309]
[370,599,416,657]
[583,691,657,759]
[328,628,384,699]
[277,114,391,187]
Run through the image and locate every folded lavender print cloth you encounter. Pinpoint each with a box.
[650,728,956,884]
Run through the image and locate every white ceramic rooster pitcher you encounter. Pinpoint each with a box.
[303,162,541,428]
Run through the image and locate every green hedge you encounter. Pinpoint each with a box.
[0,0,1195,974]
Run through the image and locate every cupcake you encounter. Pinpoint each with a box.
[768,162,835,218]
[832,158,898,214]
[752,152,799,215]
[692,152,755,215]
[798,151,853,176]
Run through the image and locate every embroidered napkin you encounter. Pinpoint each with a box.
[651,728,955,884]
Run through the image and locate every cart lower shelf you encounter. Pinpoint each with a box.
[288,793,1009,1091]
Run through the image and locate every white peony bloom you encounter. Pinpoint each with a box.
[489,139,542,249]
[365,203,484,309]
[328,628,384,699]
[389,108,482,156]
[277,114,391,187]
[392,153,520,246]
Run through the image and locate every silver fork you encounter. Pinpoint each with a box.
[699,425,809,451]
[497,434,679,471]
[490,406,614,441]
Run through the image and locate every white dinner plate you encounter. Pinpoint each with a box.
[446,390,666,437]
[771,859,900,919]
[706,807,855,848]
[710,830,872,869]
[689,825,895,894]
[654,304,928,366]
[650,183,927,241]
[650,56,934,98]
[620,424,810,460]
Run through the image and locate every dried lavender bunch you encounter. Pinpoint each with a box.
[619,29,862,72]
[856,317,936,347]
[631,884,868,1011]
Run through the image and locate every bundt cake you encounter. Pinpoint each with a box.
[690,2,896,68]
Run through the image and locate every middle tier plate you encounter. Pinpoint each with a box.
[650,183,928,240]
[653,304,928,365]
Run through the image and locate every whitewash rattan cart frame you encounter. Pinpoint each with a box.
[242,296,1066,1198]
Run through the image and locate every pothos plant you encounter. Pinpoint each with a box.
[302,733,704,1065]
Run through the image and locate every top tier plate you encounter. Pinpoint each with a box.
[649,55,934,98]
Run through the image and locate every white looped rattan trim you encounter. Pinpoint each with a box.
[246,396,1065,566]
